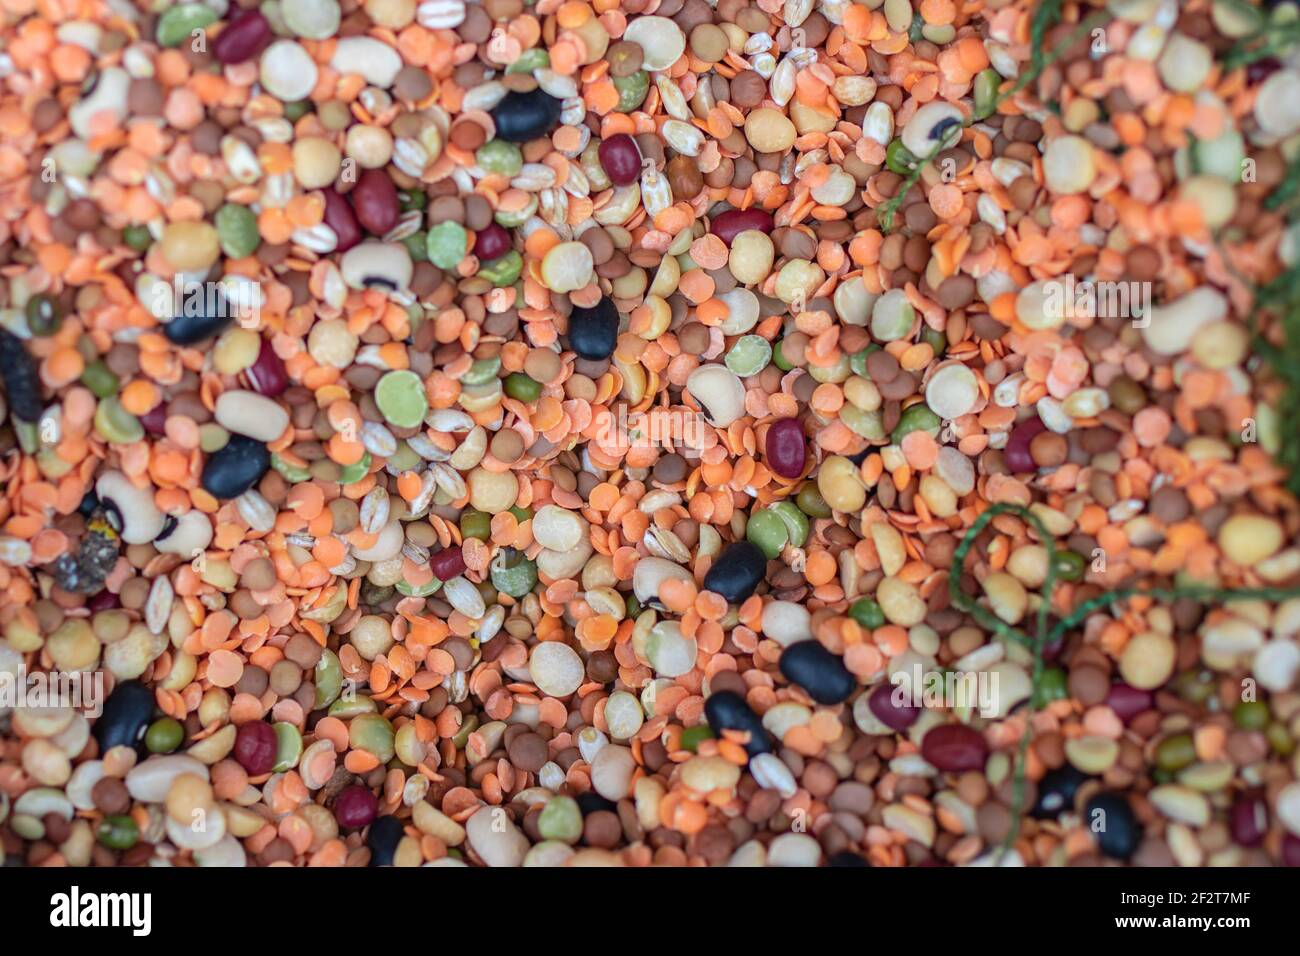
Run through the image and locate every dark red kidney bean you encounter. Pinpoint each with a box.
[598,133,642,186]
[139,402,168,435]
[333,784,378,829]
[764,417,806,479]
[428,546,466,582]
[473,222,512,261]
[87,589,121,611]
[233,720,277,775]
[1230,793,1268,847]
[350,169,399,236]
[1246,56,1281,86]
[1284,834,1300,866]
[1003,415,1046,473]
[323,189,362,252]
[710,208,774,245]
[867,681,919,731]
[245,338,288,396]
[212,9,271,65]
[1104,682,1153,723]
[920,723,988,772]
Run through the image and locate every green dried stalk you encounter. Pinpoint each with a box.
[878,7,1108,233]
[947,503,1300,865]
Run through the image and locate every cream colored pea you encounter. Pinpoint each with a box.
[1065,736,1119,774]
[161,221,220,272]
[529,641,585,697]
[394,722,426,765]
[1007,545,1048,588]
[213,327,262,375]
[292,137,342,189]
[581,553,617,590]
[1042,135,1096,194]
[1190,320,1249,369]
[808,351,851,384]
[1180,175,1236,230]
[680,754,741,793]
[876,577,926,627]
[832,75,876,107]
[165,772,214,824]
[637,294,672,339]
[869,524,906,577]
[22,739,71,787]
[345,124,394,169]
[610,266,647,300]
[918,475,957,517]
[307,318,358,368]
[1120,631,1176,690]
[775,259,824,305]
[364,0,415,28]
[350,614,394,660]
[817,455,866,513]
[532,505,586,552]
[984,572,1027,624]
[47,620,100,671]
[844,376,882,412]
[540,241,594,293]
[604,690,644,740]
[729,230,775,285]
[468,467,519,513]
[744,107,797,153]
[649,256,680,297]
[1219,514,1283,566]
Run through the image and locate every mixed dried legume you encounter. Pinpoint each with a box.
[2,0,1300,869]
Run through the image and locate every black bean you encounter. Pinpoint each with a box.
[1084,792,1142,860]
[93,680,155,753]
[201,435,270,499]
[490,89,564,143]
[779,640,855,705]
[576,791,619,815]
[78,489,101,518]
[703,689,771,757]
[0,328,45,422]
[366,815,404,867]
[567,297,620,361]
[1030,764,1090,819]
[702,541,766,604]
[161,295,234,346]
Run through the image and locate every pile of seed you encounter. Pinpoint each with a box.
[1,0,1300,868]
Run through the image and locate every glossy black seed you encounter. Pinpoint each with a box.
[702,541,766,604]
[567,297,619,360]
[1030,764,1090,819]
[576,791,619,815]
[490,89,564,143]
[201,435,270,500]
[703,689,771,757]
[161,296,234,346]
[828,850,870,867]
[93,680,155,753]
[779,640,855,704]
[78,489,100,518]
[366,815,404,867]
[1084,792,1142,860]
[0,328,45,422]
